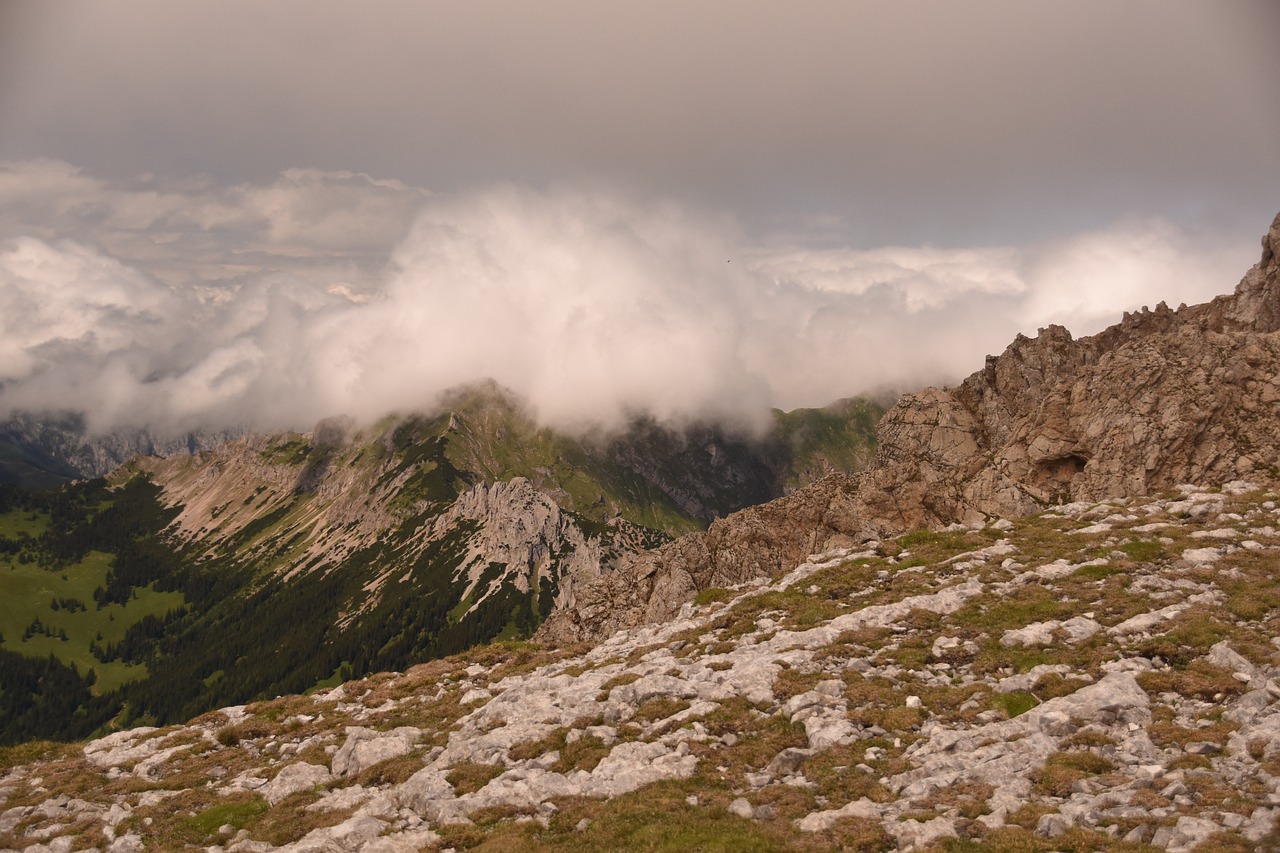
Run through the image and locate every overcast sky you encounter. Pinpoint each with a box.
[1,1,1278,435]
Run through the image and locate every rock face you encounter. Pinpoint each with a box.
[541,212,1280,643]
[3,481,1280,851]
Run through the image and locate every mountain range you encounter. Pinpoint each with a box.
[0,387,883,742]
[0,211,1277,852]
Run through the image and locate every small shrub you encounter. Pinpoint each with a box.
[1168,754,1212,771]
[1031,750,1115,797]
[632,697,691,725]
[1138,660,1246,701]
[1060,729,1115,750]
[556,735,610,773]
[191,795,269,836]
[1032,672,1092,700]
[596,671,641,701]
[353,753,423,787]
[215,720,271,747]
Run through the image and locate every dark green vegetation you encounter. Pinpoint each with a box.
[0,472,561,745]
[0,432,79,490]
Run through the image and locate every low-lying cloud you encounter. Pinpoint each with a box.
[0,162,1260,438]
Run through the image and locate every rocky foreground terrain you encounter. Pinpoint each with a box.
[3,477,1279,852]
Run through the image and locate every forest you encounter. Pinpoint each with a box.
[0,477,555,744]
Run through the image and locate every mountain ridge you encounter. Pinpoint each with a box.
[540,211,1280,644]
[0,389,884,742]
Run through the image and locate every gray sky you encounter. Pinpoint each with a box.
[1,1,1278,434]
[4,0,1279,243]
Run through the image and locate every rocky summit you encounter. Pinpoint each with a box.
[2,479,1279,851]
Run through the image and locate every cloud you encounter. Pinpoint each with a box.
[0,160,428,294]
[0,168,1262,438]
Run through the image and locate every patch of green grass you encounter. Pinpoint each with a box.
[631,697,691,725]
[1117,540,1163,562]
[694,587,734,607]
[0,508,49,538]
[191,795,270,835]
[893,530,997,567]
[433,777,832,852]
[0,550,185,691]
[1073,562,1120,580]
[953,586,1076,636]
[993,692,1038,718]
[1031,750,1116,797]
[0,739,79,771]
[446,762,506,795]
[596,671,641,701]
[259,437,311,465]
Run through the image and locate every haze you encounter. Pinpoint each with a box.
[1,2,1278,436]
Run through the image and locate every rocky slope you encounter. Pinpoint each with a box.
[540,212,1280,643]
[3,479,1278,852]
[125,387,882,643]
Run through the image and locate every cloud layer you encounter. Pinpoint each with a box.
[0,163,1260,438]
[3,2,1278,246]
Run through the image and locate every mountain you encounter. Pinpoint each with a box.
[0,387,883,743]
[541,211,1280,644]
[3,212,1278,852]
[0,412,238,489]
[1,478,1276,851]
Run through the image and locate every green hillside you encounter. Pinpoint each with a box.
[0,392,887,745]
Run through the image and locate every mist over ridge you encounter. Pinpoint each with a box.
[0,164,1260,440]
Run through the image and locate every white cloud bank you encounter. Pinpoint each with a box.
[0,163,1260,437]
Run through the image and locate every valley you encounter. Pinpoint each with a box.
[0,390,883,745]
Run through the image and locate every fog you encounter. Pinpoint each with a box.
[0,163,1259,438]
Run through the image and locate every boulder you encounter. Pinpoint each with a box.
[331,727,421,778]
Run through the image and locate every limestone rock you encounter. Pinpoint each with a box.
[331,727,420,778]
[261,762,333,805]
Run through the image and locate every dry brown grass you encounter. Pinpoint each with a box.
[445,761,505,795]
[1138,660,1248,702]
[1031,750,1116,797]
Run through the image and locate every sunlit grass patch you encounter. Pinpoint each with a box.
[992,692,1038,719]
[0,548,185,692]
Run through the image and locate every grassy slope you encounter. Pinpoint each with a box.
[772,396,883,491]
[435,390,706,534]
[0,546,184,692]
